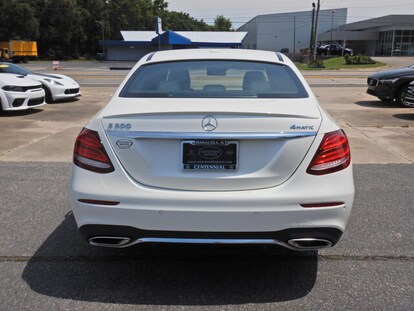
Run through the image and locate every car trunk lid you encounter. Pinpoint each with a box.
[102,98,321,191]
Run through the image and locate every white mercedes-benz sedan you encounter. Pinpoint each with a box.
[70,49,354,251]
[0,62,80,103]
[0,73,46,111]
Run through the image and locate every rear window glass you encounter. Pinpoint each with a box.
[119,60,308,98]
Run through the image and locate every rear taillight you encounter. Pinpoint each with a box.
[307,129,351,175]
[73,128,114,173]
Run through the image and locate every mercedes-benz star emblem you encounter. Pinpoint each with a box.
[202,115,218,131]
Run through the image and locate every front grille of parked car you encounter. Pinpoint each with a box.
[19,85,42,92]
[367,78,378,86]
[26,85,43,91]
[3,85,42,92]
[65,88,80,94]
[12,98,25,107]
[28,97,44,106]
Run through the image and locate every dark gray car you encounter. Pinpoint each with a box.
[367,65,414,108]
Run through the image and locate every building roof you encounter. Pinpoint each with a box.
[175,31,247,44]
[340,15,414,31]
[151,30,192,45]
[120,31,247,45]
[238,8,348,29]
[121,31,155,41]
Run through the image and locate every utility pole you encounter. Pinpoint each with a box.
[330,10,336,43]
[309,2,316,61]
[95,21,105,55]
[312,0,321,61]
[293,16,296,62]
[101,21,105,54]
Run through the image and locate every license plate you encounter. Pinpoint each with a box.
[182,140,238,170]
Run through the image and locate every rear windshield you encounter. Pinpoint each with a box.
[119,60,308,98]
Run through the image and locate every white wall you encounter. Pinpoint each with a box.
[106,45,155,61]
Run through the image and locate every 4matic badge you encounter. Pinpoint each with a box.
[290,125,315,130]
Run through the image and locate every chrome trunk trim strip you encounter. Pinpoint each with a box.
[107,131,317,140]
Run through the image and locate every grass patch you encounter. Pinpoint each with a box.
[296,57,387,70]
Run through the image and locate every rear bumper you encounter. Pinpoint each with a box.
[70,161,354,250]
[80,224,343,251]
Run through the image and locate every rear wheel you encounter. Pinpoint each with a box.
[396,84,414,108]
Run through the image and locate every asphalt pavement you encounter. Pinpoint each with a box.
[0,162,412,310]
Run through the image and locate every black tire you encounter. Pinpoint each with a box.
[42,85,53,103]
[396,84,414,108]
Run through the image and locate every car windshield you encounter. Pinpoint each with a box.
[120,60,308,98]
[0,63,32,75]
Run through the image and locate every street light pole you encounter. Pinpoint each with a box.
[312,0,321,61]
[309,2,316,61]
[293,16,296,61]
[330,10,335,43]
[95,21,105,54]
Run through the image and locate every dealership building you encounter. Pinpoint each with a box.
[238,10,414,56]
[318,15,414,56]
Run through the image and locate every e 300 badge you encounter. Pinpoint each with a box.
[108,123,132,131]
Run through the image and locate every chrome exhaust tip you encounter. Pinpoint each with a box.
[88,236,131,248]
[288,238,332,250]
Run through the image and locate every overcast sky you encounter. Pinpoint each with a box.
[167,0,414,27]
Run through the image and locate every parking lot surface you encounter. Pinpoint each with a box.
[0,59,413,310]
[1,57,413,164]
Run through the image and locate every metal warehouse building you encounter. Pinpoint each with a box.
[237,8,348,55]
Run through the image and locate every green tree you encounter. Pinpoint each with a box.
[0,0,235,60]
[213,15,232,31]
[153,0,168,16]
[38,0,86,59]
[77,0,109,58]
[106,0,154,40]
[162,11,212,31]
[0,0,39,41]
